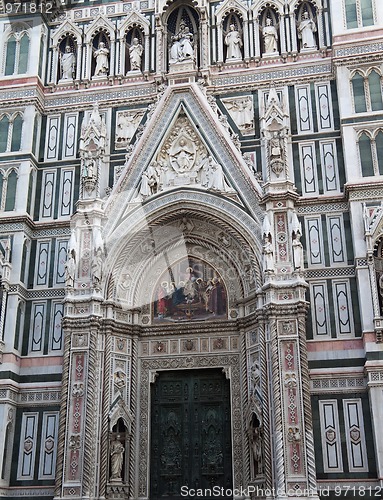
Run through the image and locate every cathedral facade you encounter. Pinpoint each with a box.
[0,0,383,499]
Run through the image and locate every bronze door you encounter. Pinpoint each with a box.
[150,369,233,499]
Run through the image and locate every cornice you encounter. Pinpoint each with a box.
[345,179,383,201]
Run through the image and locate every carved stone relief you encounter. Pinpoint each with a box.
[115,110,145,148]
[136,114,234,199]
[221,96,254,133]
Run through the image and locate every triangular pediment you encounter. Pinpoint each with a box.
[105,84,263,228]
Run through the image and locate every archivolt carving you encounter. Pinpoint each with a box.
[103,195,263,302]
[107,214,260,312]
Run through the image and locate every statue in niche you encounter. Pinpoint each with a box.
[92,247,103,288]
[249,423,262,477]
[292,232,304,271]
[60,44,76,80]
[224,24,243,61]
[110,437,124,480]
[170,21,195,63]
[263,234,274,273]
[264,129,286,178]
[64,249,76,287]
[93,41,109,76]
[128,37,144,71]
[262,18,278,55]
[269,130,283,160]
[82,151,96,179]
[297,11,317,50]
[79,102,107,197]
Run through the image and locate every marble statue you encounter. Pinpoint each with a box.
[60,45,75,80]
[292,232,304,271]
[110,437,124,480]
[93,41,109,76]
[250,425,262,476]
[64,250,76,287]
[262,18,278,54]
[140,163,158,197]
[269,131,283,160]
[92,247,103,287]
[206,156,226,191]
[129,37,144,71]
[263,235,274,272]
[82,151,96,179]
[170,21,195,63]
[224,24,243,61]
[298,12,317,50]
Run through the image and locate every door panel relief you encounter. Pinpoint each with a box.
[150,369,233,499]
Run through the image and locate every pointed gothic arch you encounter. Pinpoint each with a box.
[165,3,200,70]
[50,19,82,83]
[118,11,150,75]
[102,193,263,316]
[84,15,116,79]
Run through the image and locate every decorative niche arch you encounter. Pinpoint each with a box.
[84,15,115,80]
[215,0,248,65]
[258,6,281,57]
[102,199,262,326]
[364,205,383,341]
[222,12,244,63]
[294,1,319,53]
[165,4,200,70]
[57,34,77,82]
[50,19,82,83]
[118,12,150,75]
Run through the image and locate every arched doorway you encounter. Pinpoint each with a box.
[150,368,233,499]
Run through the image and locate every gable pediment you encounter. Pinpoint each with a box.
[105,83,263,228]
